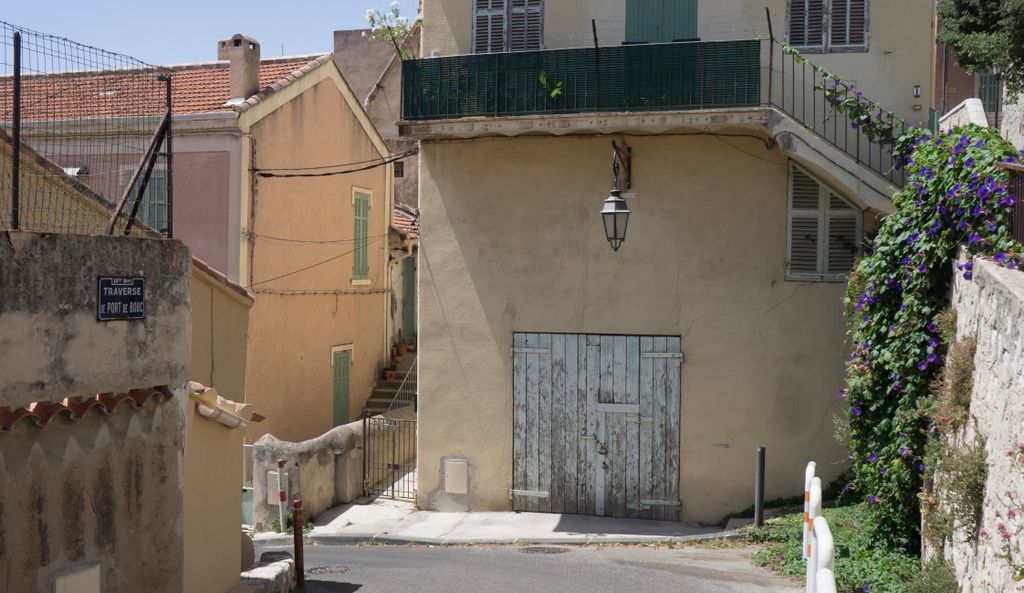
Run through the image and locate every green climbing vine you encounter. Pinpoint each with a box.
[840,122,1022,547]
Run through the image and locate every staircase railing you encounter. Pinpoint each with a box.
[766,38,913,188]
[386,354,417,414]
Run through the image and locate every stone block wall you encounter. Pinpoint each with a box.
[937,257,1024,591]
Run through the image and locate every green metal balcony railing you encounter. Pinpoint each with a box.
[402,39,761,120]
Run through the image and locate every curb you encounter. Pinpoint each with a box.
[254,529,745,548]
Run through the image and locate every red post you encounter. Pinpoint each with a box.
[277,459,287,533]
[292,499,305,588]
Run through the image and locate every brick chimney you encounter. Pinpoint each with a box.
[217,34,260,101]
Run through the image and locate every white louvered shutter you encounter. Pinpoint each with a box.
[788,164,823,277]
[474,0,507,54]
[830,0,867,48]
[509,0,543,51]
[826,193,861,275]
[788,0,825,49]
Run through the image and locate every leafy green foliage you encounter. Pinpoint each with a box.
[750,504,920,592]
[841,124,1021,547]
[538,70,564,99]
[908,557,961,593]
[937,0,1024,98]
[364,2,416,59]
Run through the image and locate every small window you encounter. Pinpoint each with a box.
[787,0,868,52]
[626,0,698,44]
[394,161,405,178]
[787,162,862,282]
[122,167,168,234]
[473,0,544,53]
[352,191,371,280]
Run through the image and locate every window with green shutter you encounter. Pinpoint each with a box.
[786,162,862,282]
[788,0,868,52]
[124,168,168,234]
[353,192,370,280]
[626,0,697,44]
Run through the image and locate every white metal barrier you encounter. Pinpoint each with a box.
[803,462,837,593]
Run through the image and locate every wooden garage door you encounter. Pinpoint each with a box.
[512,333,682,520]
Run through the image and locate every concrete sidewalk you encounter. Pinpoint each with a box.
[252,498,738,547]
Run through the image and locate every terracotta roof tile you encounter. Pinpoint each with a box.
[0,387,174,431]
[1,55,328,120]
[391,206,419,239]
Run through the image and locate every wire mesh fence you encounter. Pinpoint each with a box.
[0,20,172,237]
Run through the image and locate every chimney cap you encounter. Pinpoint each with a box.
[218,34,260,52]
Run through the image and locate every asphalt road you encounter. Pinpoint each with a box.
[256,544,802,593]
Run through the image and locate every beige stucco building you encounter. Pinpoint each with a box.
[405,0,934,522]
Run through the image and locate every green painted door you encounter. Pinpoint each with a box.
[333,350,351,426]
[626,0,697,43]
[402,257,416,344]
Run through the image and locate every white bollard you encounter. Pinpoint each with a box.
[805,477,822,593]
[814,516,838,593]
[803,461,816,560]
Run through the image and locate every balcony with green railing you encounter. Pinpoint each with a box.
[401,39,761,121]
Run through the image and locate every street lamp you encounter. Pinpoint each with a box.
[601,141,632,251]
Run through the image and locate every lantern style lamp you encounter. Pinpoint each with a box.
[601,141,632,251]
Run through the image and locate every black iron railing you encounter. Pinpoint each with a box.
[1004,164,1024,245]
[767,39,910,187]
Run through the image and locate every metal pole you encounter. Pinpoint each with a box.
[11,31,22,230]
[765,8,774,107]
[163,73,174,238]
[754,446,766,527]
[277,459,288,532]
[292,499,305,588]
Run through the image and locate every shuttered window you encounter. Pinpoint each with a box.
[787,162,862,281]
[473,0,544,53]
[788,0,867,52]
[124,168,168,234]
[626,0,698,44]
[353,192,370,280]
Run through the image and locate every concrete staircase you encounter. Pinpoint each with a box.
[363,354,417,416]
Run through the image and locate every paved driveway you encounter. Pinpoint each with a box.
[257,544,801,593]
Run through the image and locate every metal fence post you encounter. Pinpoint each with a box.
[163,73,174,238]
[292,499,305,588]
[755,446,766,527]
[11,30,22,230]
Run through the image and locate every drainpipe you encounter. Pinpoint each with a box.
[196,402,250,430]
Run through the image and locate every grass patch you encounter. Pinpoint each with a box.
[747,503,920,593]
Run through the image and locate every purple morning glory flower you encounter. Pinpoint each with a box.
[868,495,877,504]
[852,405,863,417]
[918,263,928,273]
[907,233,920,245]
[918,463,927,474]
[969,233,981,245]
[929,337,939,348]
[838,388,848,399]
[927,321,938,333]
[879,466,886,474]
[928,353,940,364]
[918,360,928,371]
[862,584,872,593]
[995,252,1007,264]
[965,157,976,168]
[868,453,878,463]
[965,271,974,280]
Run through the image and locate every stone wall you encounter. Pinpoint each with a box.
[0,231,191,593]
[0,231,192,406]
[937,256,1024,591]
[252,407,415,531]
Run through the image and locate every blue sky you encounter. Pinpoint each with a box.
[3,0,420,64]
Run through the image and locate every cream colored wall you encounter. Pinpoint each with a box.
[243,78,389,443]
[419,0,935,121]
[183,404,245,593]
[417,133,851,522]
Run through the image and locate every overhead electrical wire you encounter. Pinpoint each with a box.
[246,235,385,289]
[254,149,418,178]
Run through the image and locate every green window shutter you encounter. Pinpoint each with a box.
[332,350,351,427]
[473,0,507,53]
[509,0,543,51]
[353,193,370,280]
[126,169,168,234]
[627,0,697,44]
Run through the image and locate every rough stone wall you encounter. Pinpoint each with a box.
[0,231,191,407]
[252,407,415,531]
[0,388,187,593]
[939,257,1024,591]
[1001,96,1024,151]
